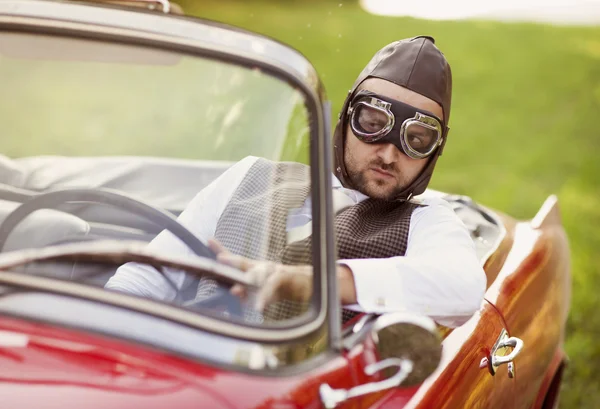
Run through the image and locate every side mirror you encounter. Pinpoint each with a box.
[371,312,442,386]
[320,313,442,409]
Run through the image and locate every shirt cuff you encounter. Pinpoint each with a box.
[338,258,405,314]
[105,262,180,302]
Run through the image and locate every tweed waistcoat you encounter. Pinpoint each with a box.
[214,158,419,264]
[195,158,419,323]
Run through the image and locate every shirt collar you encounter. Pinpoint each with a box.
[332,174,369,203]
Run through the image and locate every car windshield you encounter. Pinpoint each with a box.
[0,31,318,329]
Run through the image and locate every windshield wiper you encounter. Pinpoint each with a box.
[0,240,254,288]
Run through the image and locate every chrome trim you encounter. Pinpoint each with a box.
[121,0,171,13]
[399,113,443,160]
[507,361,515,379]
[414,112,443,130]
[348,97,394,141]
[152,0,170,13]
[477,203,508,266]
[319,100,339,351]
[489,328,524,376]
[341,314,376,351]
[371,312,438,339]
[319,358,413,409]
[84,0,172,13]
[530,194,560,229]
[492,336,524,366]
[352,314,372,334]
[0,0,321,94]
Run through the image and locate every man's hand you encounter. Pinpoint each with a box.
[208,239,357,311]
[337,264,358,305]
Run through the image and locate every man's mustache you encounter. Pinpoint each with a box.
[369,159,397,174]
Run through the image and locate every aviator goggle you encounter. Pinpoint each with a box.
[348,90,445,159]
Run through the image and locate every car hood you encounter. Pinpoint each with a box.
[0,317,295,409]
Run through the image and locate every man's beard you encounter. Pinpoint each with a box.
[345,157,408,201]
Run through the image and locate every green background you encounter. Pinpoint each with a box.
[176,0,598,407]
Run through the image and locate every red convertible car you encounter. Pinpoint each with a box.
[0,1,571,408]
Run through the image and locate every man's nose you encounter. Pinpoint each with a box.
[376,143,400,165]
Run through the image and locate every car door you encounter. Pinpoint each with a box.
[484,200,570,409]
[343,300,516,409]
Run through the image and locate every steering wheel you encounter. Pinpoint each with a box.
[0,188,245,316]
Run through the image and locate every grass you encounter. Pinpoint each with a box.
[174,1,600,407]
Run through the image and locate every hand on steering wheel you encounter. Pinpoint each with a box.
[209,239,313,312]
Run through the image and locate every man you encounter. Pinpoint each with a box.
[106,36,486,328]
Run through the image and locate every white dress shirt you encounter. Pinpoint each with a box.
[106,156,486,328]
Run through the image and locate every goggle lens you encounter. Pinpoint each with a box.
[404,122,439,155]
[352,104,390,136]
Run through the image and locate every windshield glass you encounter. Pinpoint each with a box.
[0,32,317,329]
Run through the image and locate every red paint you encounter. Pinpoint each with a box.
[486,221,570,409]
[0,317,355,409]
[0,212,570,409]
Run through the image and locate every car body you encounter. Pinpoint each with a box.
[0,1,571,408]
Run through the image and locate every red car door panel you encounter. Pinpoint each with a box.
[485,220,570,409]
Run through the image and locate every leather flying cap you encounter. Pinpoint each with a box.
[333,36,452,201]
